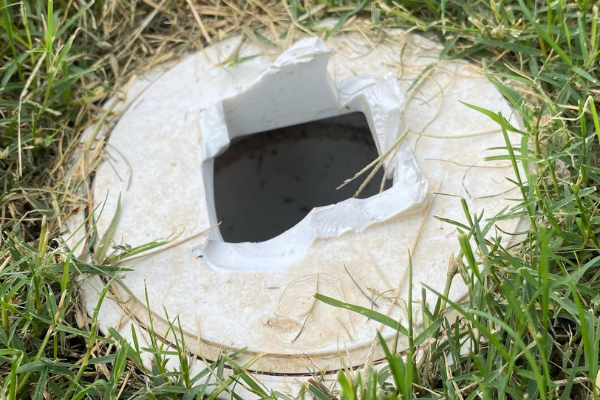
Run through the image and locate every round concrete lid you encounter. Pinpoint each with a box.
[71,30,524,385]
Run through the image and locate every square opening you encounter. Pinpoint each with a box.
[213,112,392,243]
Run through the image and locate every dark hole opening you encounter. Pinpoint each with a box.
[213,112,393,243]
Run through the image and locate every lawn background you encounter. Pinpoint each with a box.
[1,0,599,399]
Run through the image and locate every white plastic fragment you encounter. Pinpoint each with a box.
[195,38,427,272]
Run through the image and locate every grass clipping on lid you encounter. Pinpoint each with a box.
[1,0,600,399]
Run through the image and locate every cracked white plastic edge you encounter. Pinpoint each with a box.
[193,38,429,272]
